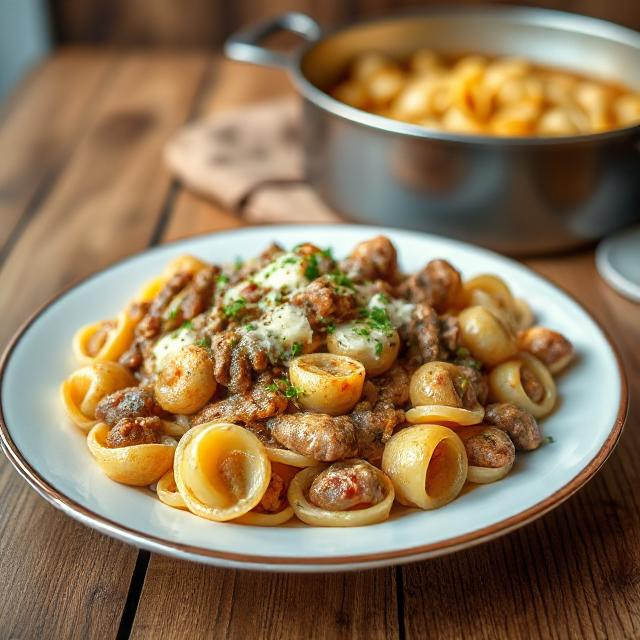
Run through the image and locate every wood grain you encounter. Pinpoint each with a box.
[0,48,116,257]
[50,0,640,46]
[0,50,210,639]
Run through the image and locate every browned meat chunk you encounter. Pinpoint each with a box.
[268,413,357,462]
[308,459,386,511]
[521,366,545,403]
[518,327,575,373]
[292,276,358,330]
[350,401,404,464]
[259,473,287,513]
[340,236,399,284]
[457,425,515,468]
[244,421,279,448]
[458,365,489,406]
[439,314,461,354]
[192,374,288,425]
[372,363,411,406]
[396,259,461,312]
[210,331,269,394]
[96,387,165,427]
[406,302,441,363]
[176,266,218,323]
[105,416,163,448]
[484,403,542,451]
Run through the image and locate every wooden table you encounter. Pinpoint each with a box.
[0,48,638,640]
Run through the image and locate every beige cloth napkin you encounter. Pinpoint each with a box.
[164,98,341,224]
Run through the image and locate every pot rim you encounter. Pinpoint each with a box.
[290,4,640,146]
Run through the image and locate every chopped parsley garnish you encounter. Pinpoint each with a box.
[266,378,304,399]
[245,323,257,331]
[216,273,229,285]
[234,257,244,271]
[180,320,194,330]
[304,253,320,280]
[374,339,384,357]
[352,325,371,338]
[196,336,211,348]
[282,255,299,265]
[290,342,302,358]
[329,270,355,290]
[321,247,333,260]
[359,306,394,336]
[325,320,336,334]
[543,436,555,445]
[223,297,246,318]
[167,308,179,320]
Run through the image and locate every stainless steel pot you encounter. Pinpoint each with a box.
[225,7,640,254]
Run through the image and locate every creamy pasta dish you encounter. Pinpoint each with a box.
[331,50,640,136]
[61,237,575,527]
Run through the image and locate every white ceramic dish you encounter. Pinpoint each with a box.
[0,225,627,572]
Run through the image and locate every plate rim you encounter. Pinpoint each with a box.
[0,225,629,569]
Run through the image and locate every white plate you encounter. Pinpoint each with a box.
[0,225,627,572]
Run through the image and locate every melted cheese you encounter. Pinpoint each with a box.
[245,304,313,362]
[223,252,309,306]
[152,328,197,370]
[369,293,415,329]
[253,253,308,292]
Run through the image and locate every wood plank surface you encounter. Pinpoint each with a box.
[50,0,640,46]
[1,50,639,640]
[0,50,210,640]
[0,48,116,256]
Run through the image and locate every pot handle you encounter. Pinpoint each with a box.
[225,12,322,70]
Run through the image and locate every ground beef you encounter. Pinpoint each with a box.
[439,314,461,355]
[259,473,287,513]
[192,374,288,425]
[395,259,461,313]
[95,387,165,427]
[105,416,163,448]
[371,364,411,406]
[521,366,545,403]
[292,276,358,330]
[458,366,489,405]
[210,330,269,394]
[340,236,399,284]
[406,302,441,364]
[350,401,404,464]
[458,425,515,468]
[267,413,358,462]
[308,459,386,511]
[484,403,542,451]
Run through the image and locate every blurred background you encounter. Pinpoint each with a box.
[2,0,639,99]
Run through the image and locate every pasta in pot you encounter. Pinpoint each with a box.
[331,50,640,136]
[61,362,136,431]
[406,361,484,426]
[174,422,271,522]
[87,422,176,486]
[489,353,557,418]
[61,235,575,529]
[382,424,468,510]
[72,310,136,364]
